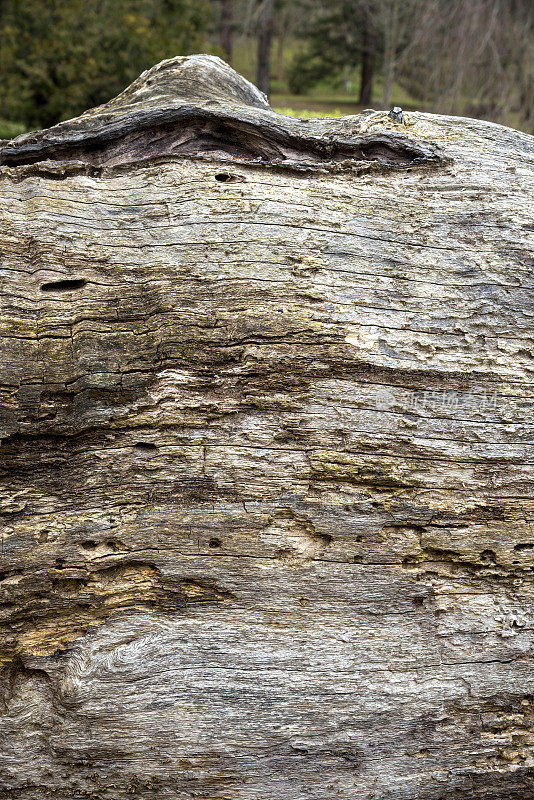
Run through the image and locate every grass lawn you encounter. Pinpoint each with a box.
[0,119,26,140]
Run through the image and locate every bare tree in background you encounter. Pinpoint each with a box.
[397,0,534,129]
[380,0,399,107]
[275,0,307,81]
[513,0,534,127]
[358,1,375,104]
[221,0,233,63]
[377,0,423,107]
[256,0,275,96]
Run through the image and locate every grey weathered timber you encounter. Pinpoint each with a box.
[0,54,533,799]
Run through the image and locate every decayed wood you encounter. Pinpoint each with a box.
[0,54,533,799]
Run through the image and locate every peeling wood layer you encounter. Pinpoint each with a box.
[0,56,441,172]
[0,109,442,170]
[0,54,533,799]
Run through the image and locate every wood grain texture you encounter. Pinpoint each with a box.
[0,54,533,799]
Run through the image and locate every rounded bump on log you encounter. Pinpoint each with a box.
[106,54,272,112]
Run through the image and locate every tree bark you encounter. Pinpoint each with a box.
[359,14,375,105]
[221,0,233,64]
[276,22,286,81]
[256,0,275,97]
[382,0,399,107]
[0,54,533,800]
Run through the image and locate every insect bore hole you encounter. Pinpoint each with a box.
[134,442,158,453]
[40,278,87,292]
[214,172,236,183]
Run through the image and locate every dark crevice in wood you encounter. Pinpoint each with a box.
[40,278,87,293]
[0,111,443,172]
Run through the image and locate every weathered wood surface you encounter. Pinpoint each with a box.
[0,54,533,799]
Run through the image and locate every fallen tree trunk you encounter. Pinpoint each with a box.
[0,54,533,799]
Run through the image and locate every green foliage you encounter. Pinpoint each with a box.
[287,53,327,95]
[0,0,212,129]
[287,0,374,95]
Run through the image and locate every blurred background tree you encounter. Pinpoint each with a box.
[286,1,380,103]
[0,0,532,135]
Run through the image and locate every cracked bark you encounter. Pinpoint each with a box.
[0,54,533,799]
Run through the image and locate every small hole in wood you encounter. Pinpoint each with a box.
[209,538,222,548]
[80,538,125,555]
[214,173,234,183]
[514,542,534,551]
[134,442,158,453]
[52,577,87,594]
[40,278,87,292]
